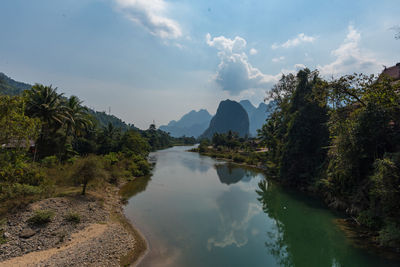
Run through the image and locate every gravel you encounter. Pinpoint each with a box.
[0,186,143,266]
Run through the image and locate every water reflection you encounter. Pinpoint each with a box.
[120,176,151,199]
[256,180,350,267]
[215,164,259,185]
[124,147,400,267]
[180,157,211,173]
[207,186,261,250]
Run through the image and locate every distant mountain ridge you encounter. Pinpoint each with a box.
[0,72,136,131]
[159,109,212,138]
[201,99,249,139]
[239,100,273,137]
[0,72,31,96]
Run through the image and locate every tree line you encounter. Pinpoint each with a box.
[0,84,194,211]
[258,69,400,248]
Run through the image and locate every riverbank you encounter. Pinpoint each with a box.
[0,181,147,266]
[190,147,400,260]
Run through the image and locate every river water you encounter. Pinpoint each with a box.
[122,146,399,267]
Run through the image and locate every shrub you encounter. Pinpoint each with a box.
[28,209,55,225]
[104,152,119,166]
[41,156,59,168]
[0,183,43,200]
[64,211,81,224]
[72,155,105,195]
[233,155,246,163]
[378,221,400,247]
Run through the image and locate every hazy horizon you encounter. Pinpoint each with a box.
[1,0,399,129]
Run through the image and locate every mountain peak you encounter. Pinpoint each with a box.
[201,99,249,139]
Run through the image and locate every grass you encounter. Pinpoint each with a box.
[28,209,55,225]
[64,211,81,224]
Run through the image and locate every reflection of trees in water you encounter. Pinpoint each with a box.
[216,164,259,185]
[120,175,151,199]
[256,180,292,266]
[256,180,349,267]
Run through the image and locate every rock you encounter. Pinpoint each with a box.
[19,228,36,239]
[3,232,11,239]
[200,99,250,139]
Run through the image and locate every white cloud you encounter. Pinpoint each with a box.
[114,0,182,39]
[249,48,258,55]
[318,25,383,76]
[206,33,247,53]
[272,56,285,63]
[207,33,280,95]
[294,63,306,70]
[271,33,316,49]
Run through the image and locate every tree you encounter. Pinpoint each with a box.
[0,95,40,151]
[119,130,150,156]
[65,96,92,137]
[97,123,121,154]
[25,84,67,132]
[63,96,92,157]
[72,155,104,195]
[25,84,68,157]
[279,69,329,185]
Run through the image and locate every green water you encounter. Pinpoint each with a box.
[122,146,399,267]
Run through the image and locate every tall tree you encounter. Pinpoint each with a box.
[25,84,67,157]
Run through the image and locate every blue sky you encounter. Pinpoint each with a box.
[1,0,399,129]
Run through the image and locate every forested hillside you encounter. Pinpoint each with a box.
[0,73,31,96]
[0,72,135,131]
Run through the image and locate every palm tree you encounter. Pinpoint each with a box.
[25,84,67,133]
[63,96,92,157]
[25,84,67,157]
[65,95,92,138]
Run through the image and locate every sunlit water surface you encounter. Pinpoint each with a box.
[122,146,399,267]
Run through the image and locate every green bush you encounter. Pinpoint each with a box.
[378,221,400,247]
[233,155,246,163]
[104,152,119,166]
[357,210,381,230]
[41,156,59,168]
[64,211,81,224]
[0,183,43,201]
[28,209,55,225]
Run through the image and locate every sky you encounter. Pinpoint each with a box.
[1,0,399,129]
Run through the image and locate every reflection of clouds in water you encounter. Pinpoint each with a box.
[207,187,261,250]
[180,156,211,173]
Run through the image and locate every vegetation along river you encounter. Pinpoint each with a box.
[122,146,400,267]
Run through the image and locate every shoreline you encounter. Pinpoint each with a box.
[192,149,400,261]
[0,180,148,266]
[117,195,149,267]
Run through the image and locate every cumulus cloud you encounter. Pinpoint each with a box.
[206,33,247,53]
[294,63,306,70]
[114,0,182,39]
[206,33,280,95]
[318,25,382,76]
[271,33,316,49]
[249,48,258,55]
[272,56,285,63]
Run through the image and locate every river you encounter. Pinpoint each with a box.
[122,146,399,267]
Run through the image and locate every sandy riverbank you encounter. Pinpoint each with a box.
[0,183,147,267]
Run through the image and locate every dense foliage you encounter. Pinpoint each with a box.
[0,81,192,213]
[259,69,400,247]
